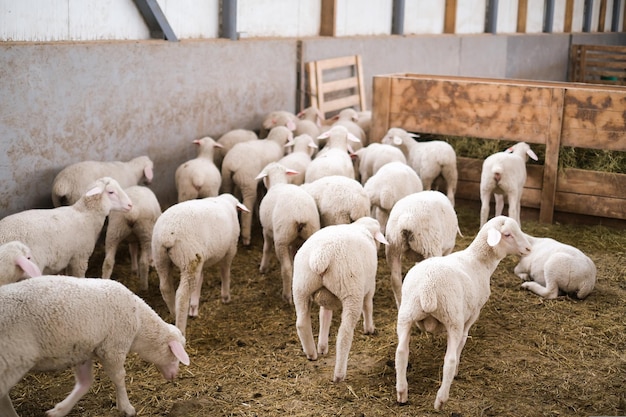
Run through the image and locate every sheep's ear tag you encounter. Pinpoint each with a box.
[392,136,403,146]
[168,340,190,366]
[487,228,502,247]
[527,149,539,161]
[85,186,103,197]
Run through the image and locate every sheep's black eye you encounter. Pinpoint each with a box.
[504,233,511,237]
[108,191,114,195]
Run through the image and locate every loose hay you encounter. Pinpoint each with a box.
[10,203,626,417]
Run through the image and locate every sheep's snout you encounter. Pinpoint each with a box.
[157,363,180,381]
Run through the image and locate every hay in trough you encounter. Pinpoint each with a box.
[9,202,625,417]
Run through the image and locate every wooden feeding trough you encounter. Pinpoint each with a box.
[371,74,626,224]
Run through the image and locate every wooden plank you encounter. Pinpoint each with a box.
[455,180,542,209]
[557,168,626,198]
[564,0,574,32]
[306,61,319,109]
[539,88,564,223]
[316,55,358,70]
[444,0,457,33]
[320,77,359,93]
[322,95,362,113]
[555,193,625,218]
[598,0,608,31]
[517,0,528,32]
[355,55,367,111]
[370,76,392,143]
[320,0,336,36]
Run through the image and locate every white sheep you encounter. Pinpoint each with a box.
[301,175,370,227]
[51,156,153,207]
[256,162,320,303]
[479,141,538,228]
[353,142,407,184]
[0,241,42,286]
[515,234,596,299]
[102,185,162,291]
[175,136,223,202]
[0,177,132,277]
[152,193,248,336]
[295,106,323,142]
[221,125,292,246]
[382,127,458,206]
[0,275,189,417]
[385,191,459,308]
[277,134,318,185]
[292,217,389,382]
[304,126,360,183]
[214,128,258,169]
[330,108,367,150]
[395,215,531,409]
[363,161,423,234]
[260,110,297,138]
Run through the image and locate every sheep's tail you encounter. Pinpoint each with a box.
[419,283,438,314]
[491,164,503,183]
[308,246,332,276]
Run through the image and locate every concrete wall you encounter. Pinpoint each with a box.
[1,32,625,218]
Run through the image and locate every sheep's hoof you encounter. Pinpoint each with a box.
[221,295,231,304]
[332,374,346,383]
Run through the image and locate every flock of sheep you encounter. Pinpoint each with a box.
[0,106,598,416]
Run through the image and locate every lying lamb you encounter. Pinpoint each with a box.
[0,275,189,417]
[292,217,388,382]
[515,233,596,299]
[395,216,531,409]
[0,241,41,286]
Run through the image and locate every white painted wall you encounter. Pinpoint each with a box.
[404,0,445,35]
[161,0,219,39]
[335,0,392,36]
[456,0,486,33]
[238,0,320,37]
[497,0,519,33]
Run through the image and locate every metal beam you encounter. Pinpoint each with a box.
[486,0,499,34]
[583,0,593,32]
[221,0,238,40]
[392,0,405,35]
[611,0,621,31]
[544,0,555,32]
[133,0,178,41]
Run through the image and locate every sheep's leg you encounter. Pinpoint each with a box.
[509,191,522,226]
[494,194,505,217]
[395,318,413,404]
[521,280,559,299]
[67,255,89,278]
[137,242,151,291]
[0,394,18,417]
[434,326,464,410]
[259,230,274,274]
[156,253,176,318]
[46,360,94,417]
[100,356,135,417]
[386,245,404,308]
[479,190,492,227]
[362,291,375,334]
[376,208,390,236]
[317,306,333,355]
[175,270,194,336]
[188,263,204,317]
[275,242,294,304]
[442,165,458,207]
[239,184,257,246]
[128,241,139,272]
[219,255,234,304]
[294,295,317,361]
[333,299,361,382]
[102,240,120,280]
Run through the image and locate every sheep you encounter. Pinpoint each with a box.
[256,162,320,303]
[304,126,360,183]
[295,106,324,142]
[260,110,297,138]
[385,191,459,308]
[395,215,532,409]
[353,142,408,184]
[292,217,389,382]
[277,134,318,185]
[301,175,370,227]
[356,110,372,143]
[0,241,42,286]
[330,108,367,150]
[175,136,223,202]
[479,141,539,228]
[515,234,596,299]
[0,275,189,417]
[0,177,132,277]
[363,161,423,234]
[382,127,458,206]
[152,193,249,336]
[101,185,162,291]
[221,125,292,246]
[51,156,153,207]
[214,128,258,169]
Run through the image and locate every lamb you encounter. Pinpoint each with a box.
[292,217,388,382]
[175,136,223,202]
[395,215,531,409]
[102,185,162,291]
[260,110,297,138]
[385,191,459,308]
[304,126,360,183]
[0,177,132,277]
[0,275,189,417]
[353,142,407,184]
[363,161,423,234]
[221,125,292,245]
[214,128,259,169]
[295,106,324,142]
[301,175,370,227]
[479,141,538,227]
[515,234,596,299]
[277,134,318,185]
[330,108,367,150]
[256,162,320,303]
[0,241,42,286]
[51,156,153,207]
[382,127,458,206]
[152,193,248,336]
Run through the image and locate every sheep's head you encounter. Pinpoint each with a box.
[484,216,531,258]
[505,142,538,162]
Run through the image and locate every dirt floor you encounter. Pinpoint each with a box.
[9,202,626,417]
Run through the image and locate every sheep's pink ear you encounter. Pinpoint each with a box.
[296,110,305,118]
[317,131,331,140]
[487,228,502,247]
[193,139,201,145]
[168,340,190,366]
[392,136,403,146]
[308,141,318,149]
[347,133,361,143]
[254,171,267,180]
[144,166,154,182]
[331,115,340,122]
[286,120,296,131]
[284,138,295,147]
[16,256,42,278]
[527,149,538,161]
[237,202,250,213]
[85,185,103,197]
[214,142,224,149]
[375,231,389,245]
[505,147,514,153]
[285,169,299,176]
[408,133,420,139]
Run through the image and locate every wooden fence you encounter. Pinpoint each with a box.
[569,44,626,86]
[371,74,626,224]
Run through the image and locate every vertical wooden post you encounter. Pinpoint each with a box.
[598,0,608,31]
[444,0,457,33]
[320,0,337,36]
[539,88,565,224]
[371,76,392,144]
[517,0,528,32]
[564,0,574,32]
